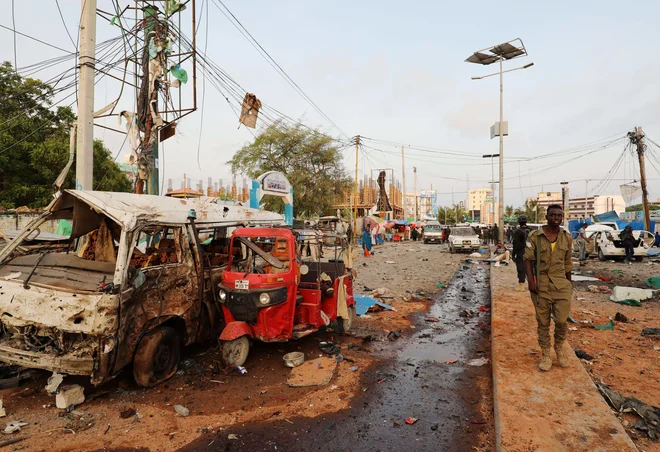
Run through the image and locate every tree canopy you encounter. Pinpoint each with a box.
[228,122,353,217]
[0,62,132,209]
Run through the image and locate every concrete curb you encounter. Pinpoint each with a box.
[488,259,502,452]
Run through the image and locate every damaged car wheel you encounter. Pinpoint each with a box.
[133,326,181,388]
[220,336,250,367]
[337,305,356,333]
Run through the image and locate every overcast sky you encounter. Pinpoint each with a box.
[3,0,660,208]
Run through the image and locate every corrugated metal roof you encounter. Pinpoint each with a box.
[59,190,283,230]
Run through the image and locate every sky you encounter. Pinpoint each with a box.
[3,0,660,209]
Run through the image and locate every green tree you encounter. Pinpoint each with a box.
[0,62,131,209]
[227,122,353,217]
[626,203,660,212]
[437,205,467,225]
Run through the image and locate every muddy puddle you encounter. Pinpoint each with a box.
[178,259,494,452]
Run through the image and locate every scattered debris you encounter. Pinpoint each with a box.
[283,352,305,368]
[477,306,490,312]
[467,357,489,367]
[385,260,396,264]
[354,294,395,316]
[227,434,238,440]
[55,385,85,410]
[237,366,248,375]
[594,319,615,330]
[173,405,189,417]
[424,317,440,323]
[348,366,358,372]
[568,316,578,324]
[587,285,612,294]
[444,359,458,364]
[3,421,27,434]
[386,330,401,341]
[573,275,600,282]
[458,309,475,318]
[287,357,337,387]
[437,283,444,289]
[597,383,660,440]
[319,342,341,356]
[596,275,612,282]
[574,350,594,360]
[614,312,628,323]
[641,328,660,337]
[119,407,136,419]
[45,372,64,395]
[610,286,653,304]
[645,276,660,289]
[469,252,481,258]
[0,401,5,418]
[405,417,418,425]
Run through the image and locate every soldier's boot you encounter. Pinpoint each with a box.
[539,348,552,371]
[516,282,525,292]
[555,341,570,368]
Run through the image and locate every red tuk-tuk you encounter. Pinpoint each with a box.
[217,227,356,366]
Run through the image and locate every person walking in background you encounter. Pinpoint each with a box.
[512,215,532,292]
[577,223,591,262]
[524,204,573,372]
[362,226,373,257]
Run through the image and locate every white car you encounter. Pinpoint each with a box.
[448,227,480,253]
[592,229,653,261]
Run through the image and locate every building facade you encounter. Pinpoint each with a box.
[567,195,626,220]
[468,188,492,222]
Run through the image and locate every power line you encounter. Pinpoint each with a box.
[210,0,350,139]
[0,23,73,55]
[55,0,77,50]
[11,0,17,70]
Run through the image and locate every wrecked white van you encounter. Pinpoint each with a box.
[0,190,282,387]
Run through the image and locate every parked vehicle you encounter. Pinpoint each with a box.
[423,221,443,244]
[592,229,653,261]
[448,227,480,253]
[217,227,355,366]
[0,190,282,387]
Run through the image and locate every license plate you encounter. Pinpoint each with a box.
[235,280,249,290]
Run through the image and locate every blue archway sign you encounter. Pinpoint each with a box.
[250,171,294,225]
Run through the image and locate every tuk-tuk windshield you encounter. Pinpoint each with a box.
[229,236,290,274]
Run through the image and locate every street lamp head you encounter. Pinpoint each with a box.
[523,62,534,69]
[471,76,482,80]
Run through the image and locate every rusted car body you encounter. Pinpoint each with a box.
[0,190,282,386]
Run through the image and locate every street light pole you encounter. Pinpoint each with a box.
[466,38,533,240]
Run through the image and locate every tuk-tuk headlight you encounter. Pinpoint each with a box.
[219,289,227,302]
[259,292,271,305]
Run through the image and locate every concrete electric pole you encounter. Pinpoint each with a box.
[629,126,651,232]
[353,135,360,242]
[413,167,418,221]
[401,146,407,221]
[76,0,97,190]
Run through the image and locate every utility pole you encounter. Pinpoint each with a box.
[401,146,407,221]
[76,0,97,190]
[139,5,161,195]
[561,181,569,227]
[584,179,589,220]
[413,167,418,221]
[629,127,651,232]
[353,136,360,242]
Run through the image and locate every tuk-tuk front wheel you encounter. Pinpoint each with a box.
[133,326,181,388]
[220,336,250,367]
[337,306,357,333]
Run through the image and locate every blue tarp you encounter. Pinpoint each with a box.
[392,220,408,226]
[354,294,394,316]
[591,210,655,232]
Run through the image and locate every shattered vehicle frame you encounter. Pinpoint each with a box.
[0,190,282,387]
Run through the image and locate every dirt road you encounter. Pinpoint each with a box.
[0,241,495,451]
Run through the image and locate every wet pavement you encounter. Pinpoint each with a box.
[179,260,493,452]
